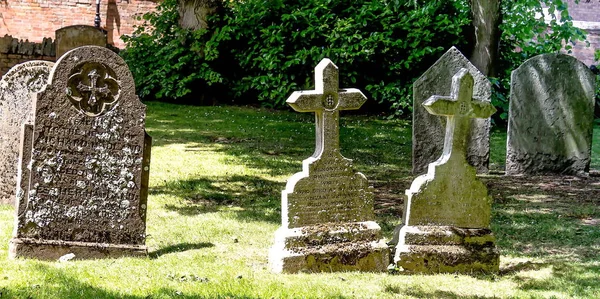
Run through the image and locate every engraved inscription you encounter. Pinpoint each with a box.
[23,112,145,242]
[66,62,120,117]
[286,157,372,227]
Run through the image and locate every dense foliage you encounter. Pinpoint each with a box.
[121,0,228,103]
[122,0,471,115]
[122,0,593,119]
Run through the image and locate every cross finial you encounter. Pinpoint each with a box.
[286,58,367,158]
[423,68,496,160]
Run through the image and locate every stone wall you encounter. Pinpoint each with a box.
[0,35,55,77]
[0,0,158,49]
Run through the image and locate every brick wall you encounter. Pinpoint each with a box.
[566,0,600,22]
[565,0,600,66]
[0,0,159,49]
[570,29,600,66]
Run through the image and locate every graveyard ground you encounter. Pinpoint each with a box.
[0,101,599,298]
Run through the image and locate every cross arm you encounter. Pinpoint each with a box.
[338,89,367,110]
[286,91,322,112]
[469,100,496,119]
[422,95,456,116]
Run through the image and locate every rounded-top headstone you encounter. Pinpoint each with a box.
[507,53,596,175]
[0,60,54,204]
[10,46,151,260]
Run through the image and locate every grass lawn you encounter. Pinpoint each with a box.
[0,101,599,298]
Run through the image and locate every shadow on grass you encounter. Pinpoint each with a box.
[151,175,282,224]
[484,175,600,262]
[149,242,215,259]
[515,262,600,295]
[1,263,225,299]
[384,284,495,298]
[145,101,411,180]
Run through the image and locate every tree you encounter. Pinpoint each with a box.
[469,0,502,77]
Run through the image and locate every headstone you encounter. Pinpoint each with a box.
[413,46,492,175]
[269,58,388,273]
[506,53,596,176]
[0,61,54,205]
[55,25,107,58]
[9,46,151,260]
[394,68,499,274]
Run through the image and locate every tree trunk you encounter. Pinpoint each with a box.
[178,0,221,30]
[469,0,502,77]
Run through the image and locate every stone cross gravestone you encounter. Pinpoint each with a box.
[0,61,54,205]
[395,68,499,274]
[9,46,151,260]
[55,25,108,58]
[413,46,492,175]
[506,53,595,176]
[269,58,388,273]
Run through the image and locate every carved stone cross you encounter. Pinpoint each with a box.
[77,69,110,106]
[286,58,367,158]
[67,63,120,116]
[423,68,496,162]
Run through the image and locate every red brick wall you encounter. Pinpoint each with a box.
[0,0,159,49]
[570,30,600,66]
[566,0,600,22]
[565,0,600,66]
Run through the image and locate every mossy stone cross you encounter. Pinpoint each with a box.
[423,68,496,163]
[286,58,367,159]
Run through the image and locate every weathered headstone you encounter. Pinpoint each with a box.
[269,58,388,273]
[506,53,595,176]
[9,46,151,260]
[0,61,54,205]
[395,68,499,274]
[55,25,107,58]
[413,46,492,175]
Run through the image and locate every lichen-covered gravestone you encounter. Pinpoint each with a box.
[413,47,492,175]
[9,46,151,260]
[269,58,388,273]
[0,61,54,205]
[395,68,499,274]
[506,53,596,175]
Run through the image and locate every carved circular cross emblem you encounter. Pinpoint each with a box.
[323,94,338,110]
[66,62,120,117]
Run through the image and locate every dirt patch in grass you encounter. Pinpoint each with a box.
[482,173,600,205]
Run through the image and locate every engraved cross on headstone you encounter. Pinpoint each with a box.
[286,58,367,158]
[77,69,110,106]
[423,68,496,161]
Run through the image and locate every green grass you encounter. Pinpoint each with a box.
[1,101,599,298]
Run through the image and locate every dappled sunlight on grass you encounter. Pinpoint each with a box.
[1,102,599,298]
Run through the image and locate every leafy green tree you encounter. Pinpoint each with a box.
[121,0,589,120]
[492,0,587,122]
[122,0,471,114]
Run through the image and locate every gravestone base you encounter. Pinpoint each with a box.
[9,238,147,260]
[269,221,389,273]
[394,226,499,274]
